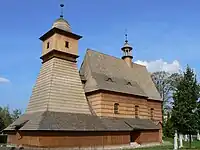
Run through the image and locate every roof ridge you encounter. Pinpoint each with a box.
[132,62,147,68]
[86,48,147,68]
[86,48,123,62]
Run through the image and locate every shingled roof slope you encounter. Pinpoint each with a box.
[4,111,159,132]
[80,49,161,101]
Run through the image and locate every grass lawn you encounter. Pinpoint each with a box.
[128,138,200,150]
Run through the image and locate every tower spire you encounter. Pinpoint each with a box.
[60,3,64,18]
[125,29,128,43]
[121,29,133,67]
[52,1,71,32]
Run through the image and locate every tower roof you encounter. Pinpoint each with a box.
[121,33,133,51]
[52,3,71,32]
[121,42,133,50]
[52,17,71,32]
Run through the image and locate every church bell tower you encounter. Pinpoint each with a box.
[26,4,91,114]
[40,4,82,63]
[121,33,133,67]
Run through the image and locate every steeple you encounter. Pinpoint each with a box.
[39,3,82,62]
[52,3,71,32]
[25,3,90,114]
[121,32,133,67]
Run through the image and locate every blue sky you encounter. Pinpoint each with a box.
[0,0,200,111]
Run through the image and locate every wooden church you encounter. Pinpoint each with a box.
[3,4,162,149]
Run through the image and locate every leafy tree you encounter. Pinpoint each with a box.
[0,106,22,131]
[151,71,182,138]
[0,106,12,127]
[171,65,200,148]
[163,112,174,138]
[151,71,182,118]
[11,109,22,122]
[0,116,5,131]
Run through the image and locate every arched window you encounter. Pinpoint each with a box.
[114,103,119,114]
[135,105,139,118]
[150,108,154,120]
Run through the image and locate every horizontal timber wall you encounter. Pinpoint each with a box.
[147,100,162,122]
[87,91,148,118]
[7,131,130,148]
[86,91,162,121]
[131,130,160,144]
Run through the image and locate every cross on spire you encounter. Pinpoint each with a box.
[125,29,128,43]
[60,3,64,18]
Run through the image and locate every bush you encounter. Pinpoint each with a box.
[0,135,7,143]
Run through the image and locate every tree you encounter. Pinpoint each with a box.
[11,109,22,122]
[171,65,200,148]
[0,116,5,131]
[0,106,22,131]
[0,106,12,127]
[163,112,174,138]
[151,71,181,117]
[151,71,182,138]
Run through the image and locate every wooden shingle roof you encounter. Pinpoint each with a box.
[3,111,159,132]
[80,49,161,101]
[26,57,91,114]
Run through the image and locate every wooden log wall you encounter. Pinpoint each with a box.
[131,130,160,144]
[87,91,162,121]
[7,131,130,148]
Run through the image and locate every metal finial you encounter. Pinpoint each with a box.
[125,29,128,43]
[60,3,64,18]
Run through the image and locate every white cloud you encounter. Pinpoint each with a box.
[135,59,181,74]
[0,77,10,83]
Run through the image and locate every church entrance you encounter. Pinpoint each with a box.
[130,131,140,143]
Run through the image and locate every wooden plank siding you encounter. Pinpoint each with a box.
[7,131,130,148]
[147,100,162,121]
[131,130,160,144]
[87,91,162,122]
[26,57,91,114]
[86,93,102,116]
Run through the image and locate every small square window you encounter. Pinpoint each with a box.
[65,41,69,48]
[47,42,50,49]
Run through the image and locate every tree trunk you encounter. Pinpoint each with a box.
[189,133,192,148]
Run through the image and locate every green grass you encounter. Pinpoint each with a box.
[127,138,200,150]
[134,145,172,150]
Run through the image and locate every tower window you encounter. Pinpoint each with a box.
[65,41,69,48]
[135,105,139,118]
[150,108,154,120]
[114,103,119,114]
[47,42,50,49]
